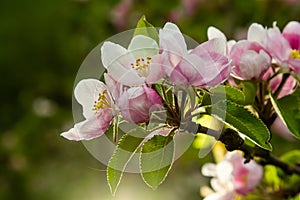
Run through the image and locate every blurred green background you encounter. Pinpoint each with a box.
[1,0,300,199]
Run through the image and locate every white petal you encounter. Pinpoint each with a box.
[74,79,107,118]
[159,22,187,64]
[247,23,266,44]
[227,40,236,52]
[207,26,227,41]
[202,163,217,177]
[128,35,159,58]
[101,41,130,68]
[60,127,82,141]
[77,116,107,140]
[216,160,233,182]
[109,66,145,86]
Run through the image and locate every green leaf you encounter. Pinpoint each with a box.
[240,81,257,105]
[107,128,147,195]
[270,90,300,139]
[140,135,174,189]
[134,15,158,42]
[200,85,245,107]
[211,100,272,150]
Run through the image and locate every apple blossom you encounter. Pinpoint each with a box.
[117,85,162,124]
[61,79,115,141]
[229,40,271,80]
[160,22,232,87]
[248,22,300,74]
[201,151,263,199]
[101,35,164,86]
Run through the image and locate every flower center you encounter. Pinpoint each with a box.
[130,57,151,77]
[93,90,111,113]
[290,49,300,60]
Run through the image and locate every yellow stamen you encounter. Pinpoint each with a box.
[93,90,110,113]
[290,49,300,60]
[130,57,152,77]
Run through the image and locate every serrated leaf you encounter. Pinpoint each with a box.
[140,135,174,189]
[107,128,147,195]
[200,85,245,107]
[270,90,300,139]
[134,15,158,42]
[211,100,272,150]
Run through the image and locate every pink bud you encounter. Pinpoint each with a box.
[230,40,271,80]
[118,85,162,124]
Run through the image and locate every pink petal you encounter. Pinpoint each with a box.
[193,38,227,56]
[145,54,166,84]
[283,21,300,50]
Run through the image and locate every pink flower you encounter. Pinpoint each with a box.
[101,35,164,86]
[248,22,300,74]
[229,40,271,80]
[201,151,263,199]
[160,22,231,87]
[117,85,162,124]
[60,79,115,141]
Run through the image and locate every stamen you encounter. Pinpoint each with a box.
[130,57,152,77]
[290,49,300,60]
[93,90,110,114]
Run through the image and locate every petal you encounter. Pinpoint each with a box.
[207,26,227,41]
[216,160,233,182]
[159,22,187,66]
[266,27,291,61]
[60,126,82,141]
[192,38,227,56]
[288,58,300,74]
[60,113,112,141]
[101,41,132,68]
[104,73,123,101]
[247,23,266,44]
[283,21,300,50]
[128,35,159,58]
[201,163,217,177]
[108,61,145,86]
[78,112,113,140]
[145,54,166,84]
[74,79,108,118]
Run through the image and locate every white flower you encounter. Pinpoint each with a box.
[61,79,115,141]
[101,35,164,86]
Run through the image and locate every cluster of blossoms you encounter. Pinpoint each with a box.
[61,20,300,197]
[61,22,232,140]
[61,20,300,141]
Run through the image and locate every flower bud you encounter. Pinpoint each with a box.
[118,85,162,124]
[230,40,271,80]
